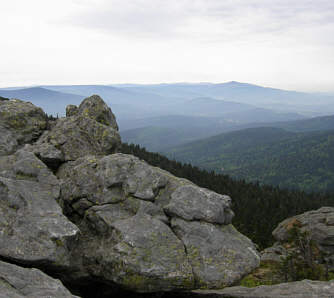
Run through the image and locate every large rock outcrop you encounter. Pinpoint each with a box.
[35,96,121,164]
[56,153,260,292]
[0,95,261,296]
[0,260,78,298]
[262,207,334,269]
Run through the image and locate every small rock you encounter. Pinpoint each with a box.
[261,242,287,263]
[0,260,79,298]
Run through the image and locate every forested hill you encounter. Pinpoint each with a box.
[273,114,334,132]
[166,127,334,193]
[121,143,334,249]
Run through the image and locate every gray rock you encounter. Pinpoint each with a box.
[191,279,334,298]
[0,260,79,298]
[171,218,260,289]
[261,243,287,263]
[77,94,118,130]
[272,207,334,268]
[0,149,79,269]
[108,214,194,292]
[164,184,234,224]
[35,114,121,162]
[24,143,64,170]
[0,124,18,156]
[0,99,46,155]
[56,153,260,292]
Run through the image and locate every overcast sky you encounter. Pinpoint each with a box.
[1,0,334,91]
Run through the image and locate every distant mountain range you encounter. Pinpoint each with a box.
[0,87,84,115]
[2,81,323,130]
[2,82,333,155]
[114,81,334,116]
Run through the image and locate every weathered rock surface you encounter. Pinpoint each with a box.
[190,279,334,298]
[171,218,260,289]
[36,115,120,162]
[269,207,334,268]
[0,149,79,269]
[0,99,46,155]
[164,185,234,224]
[77,94,119,130]
[0,260,79,298]
[35,103,121,163]
[0,95,262,295]
[56,153,260,292]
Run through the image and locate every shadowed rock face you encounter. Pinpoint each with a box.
[0,95,261,296]
[0,260,79,298]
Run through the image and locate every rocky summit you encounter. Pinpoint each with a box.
[0,95,261,296]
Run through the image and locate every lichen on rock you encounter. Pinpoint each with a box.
[0,99,46,155]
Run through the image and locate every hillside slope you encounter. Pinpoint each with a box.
[166,127,334,192]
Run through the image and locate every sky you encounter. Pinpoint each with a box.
[0,0,334,92]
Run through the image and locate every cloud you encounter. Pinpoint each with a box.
[0,0,333,91]
[65,0,334,43]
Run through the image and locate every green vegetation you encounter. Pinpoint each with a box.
[240,261,282,287]
[0,96,9,101]
[121,143,334,250]
[277,225,334,282]
[166,127,334,192]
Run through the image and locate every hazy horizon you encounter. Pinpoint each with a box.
[1,0,334,92]
[0,81,333,95]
